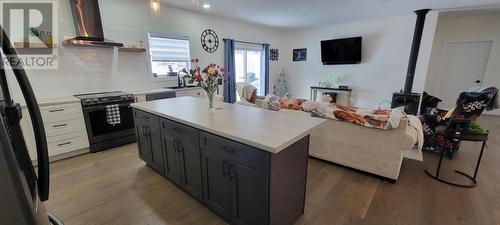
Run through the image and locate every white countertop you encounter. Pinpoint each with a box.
[131,97,325,154]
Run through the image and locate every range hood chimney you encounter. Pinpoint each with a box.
[62,0,123,48]
[403,9,431,93]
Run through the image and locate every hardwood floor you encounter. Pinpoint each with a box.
[44,115,500,225]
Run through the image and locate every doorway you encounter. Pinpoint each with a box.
[434,41,492,108]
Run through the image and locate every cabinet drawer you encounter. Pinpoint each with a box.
[200,131,269,174]
[133,109,160,129]
[47,133,88,156]
[44,117,84,137]
[41,103,82,122]
[161,119,199,145]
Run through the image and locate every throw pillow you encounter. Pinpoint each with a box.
[262,94,281,111]
[279,98,307,110]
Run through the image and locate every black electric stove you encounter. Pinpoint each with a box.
[74,91,136,152]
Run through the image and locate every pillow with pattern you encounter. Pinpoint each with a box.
[279,98,307,111]
[262,95,281,111]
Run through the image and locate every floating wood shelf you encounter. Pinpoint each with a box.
[118,47,146,52]
[13,42,56,49]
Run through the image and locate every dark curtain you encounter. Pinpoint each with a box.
[223,39,236,103]
[263,43,270,95]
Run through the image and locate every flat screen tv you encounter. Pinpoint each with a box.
[321,37,362,65]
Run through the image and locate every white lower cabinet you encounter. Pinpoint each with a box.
[21,102,89,161]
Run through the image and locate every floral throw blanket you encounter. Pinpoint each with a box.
[301,101,404,129]
[263,96,404,129]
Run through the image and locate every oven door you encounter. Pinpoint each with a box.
[82,101,135,144]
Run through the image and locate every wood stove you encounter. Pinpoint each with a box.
[391,9,430,115]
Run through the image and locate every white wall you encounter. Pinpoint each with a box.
[423,11,500,115]
[280,13,438,108]
[8,0,285,101]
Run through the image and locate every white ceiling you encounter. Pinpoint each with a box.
[159,0,500,29]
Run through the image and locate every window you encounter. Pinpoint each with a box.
[148,33,190,78]
[235,43,266,96]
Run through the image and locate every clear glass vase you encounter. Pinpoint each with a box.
[206,89,216,109]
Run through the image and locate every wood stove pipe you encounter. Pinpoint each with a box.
[403,9,431,94]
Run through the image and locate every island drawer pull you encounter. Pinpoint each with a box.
[57,141,72,147]
[222,161,229,177]
[223,146,235,153]
[53,123,68,128]
[172,127,183,133]
[49,109,64,113]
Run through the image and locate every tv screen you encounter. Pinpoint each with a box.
[321,37,362,65]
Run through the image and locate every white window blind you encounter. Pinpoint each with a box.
[148,34,190,77]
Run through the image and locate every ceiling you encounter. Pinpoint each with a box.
[159,0,500,29]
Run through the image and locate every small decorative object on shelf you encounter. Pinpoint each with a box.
[273,69,289,98]
[270,49,279,61]
[183,58,225,109]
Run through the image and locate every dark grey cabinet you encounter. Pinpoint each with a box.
[149,127,163,173]
[162,133,182,186]
[134,110,163,174]
[201,132,269,225]
[229,161,268,225]
[161,118,203,202]
[178,139,203,201]
[201,147,231,221]
[133,109,309,225]
[135,120,151,164]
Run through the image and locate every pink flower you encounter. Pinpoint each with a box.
[195,75,203,82]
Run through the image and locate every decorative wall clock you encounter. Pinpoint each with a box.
[201,29,219,53]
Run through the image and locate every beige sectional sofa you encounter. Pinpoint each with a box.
[248,99,419,181]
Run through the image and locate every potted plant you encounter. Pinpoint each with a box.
[184,59,224,109]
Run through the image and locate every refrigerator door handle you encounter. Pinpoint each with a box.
[0,25,50,202]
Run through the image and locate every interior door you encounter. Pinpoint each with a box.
[178,140,203,201]
[434,41,492,108]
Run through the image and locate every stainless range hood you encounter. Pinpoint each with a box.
[62,0,123,48]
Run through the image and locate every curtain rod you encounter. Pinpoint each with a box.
[223,38,269,46]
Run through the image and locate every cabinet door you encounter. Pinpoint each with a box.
[162,133,181,186]
[230,161,269,225]
[135,122,151,164]
[178,140,203,201]
[201,148,231,221]
[149,127,164,174]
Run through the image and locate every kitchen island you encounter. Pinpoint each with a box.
[131,97,324,225]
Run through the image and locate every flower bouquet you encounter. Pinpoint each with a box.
[183,59,224,109]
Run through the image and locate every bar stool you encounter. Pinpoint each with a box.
[425,119,489,188]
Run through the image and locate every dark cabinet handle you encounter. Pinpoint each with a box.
[57,141,71,147]
[223,160,229,177]
[173,140,179,152]
[229,164,236,180]
[223,146,235,153]
[172,127,183,133]
[52,123,67,128]
[49,109,64,112]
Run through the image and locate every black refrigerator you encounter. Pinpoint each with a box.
[0,25,63,224]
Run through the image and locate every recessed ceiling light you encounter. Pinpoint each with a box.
[202,3,210,9]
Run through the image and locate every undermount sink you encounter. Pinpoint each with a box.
[165,86,197,90]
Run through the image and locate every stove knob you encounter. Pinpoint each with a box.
[92,98,99,103]
[84,99,92,104]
